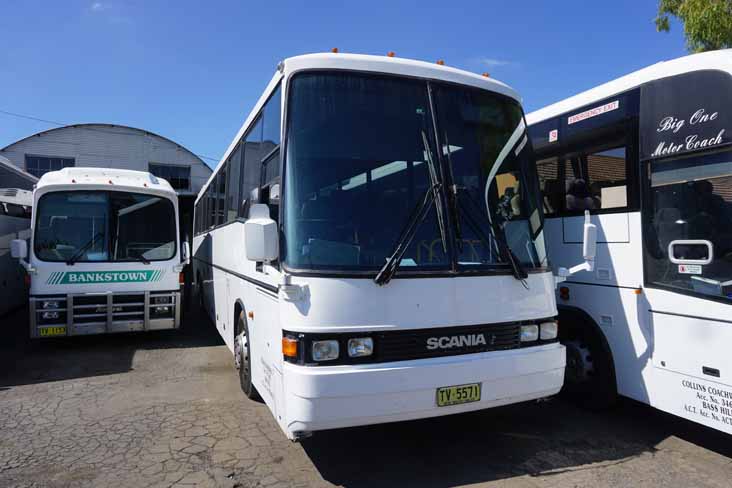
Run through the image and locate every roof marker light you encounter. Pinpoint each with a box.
[387,51,395,57]
[482,72,490,78]
[108,180,113,184]
[331,47,339,53]
[436,60,445,65]
[71,179,76,183]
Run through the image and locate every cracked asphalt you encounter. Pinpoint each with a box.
[1,304,731,488]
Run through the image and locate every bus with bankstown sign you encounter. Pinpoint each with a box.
[11,167,190,338]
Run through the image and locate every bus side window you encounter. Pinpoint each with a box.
[536,157,561,216]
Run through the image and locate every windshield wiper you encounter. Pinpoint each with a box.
[66,231,105,266]
[373,133,448,286]
[374,183,441,286]
[130,252,150,265]
[461,191,528,282]
[422,130,448,254]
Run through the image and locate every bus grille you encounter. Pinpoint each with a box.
[73,294,145,324]
[374,322,521,362]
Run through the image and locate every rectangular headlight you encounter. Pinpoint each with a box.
[42,311,59,320]
[312,340,339,361]
[42,300,60,309]
[520,324,539,342]
[347,337,373,357]
[540,321,558,340]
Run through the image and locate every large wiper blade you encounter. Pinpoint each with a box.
[443,133,462,252]
[422,130,448,253]
[461,191,528,282]
[374,184,439,286]
[66,232,105,266]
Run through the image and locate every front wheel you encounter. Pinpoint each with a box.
[563,332,617,410]
[235,312,259,400]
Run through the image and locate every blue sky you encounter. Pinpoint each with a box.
[0,1,687,168]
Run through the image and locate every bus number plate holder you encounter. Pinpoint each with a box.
[436,383,481,407]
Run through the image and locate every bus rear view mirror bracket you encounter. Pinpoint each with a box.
[556,211,596,285]
[245,203,279,262]
[10,239,35,273]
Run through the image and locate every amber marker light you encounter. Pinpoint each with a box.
[482,72,490,78]
[331,47,339,53]
[559,286,570,301]
[436,59,445,65]
[634,288,643,295]
[387,51,395,57]
[282,337,298,358]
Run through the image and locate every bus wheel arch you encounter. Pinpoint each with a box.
[558,305,618,410]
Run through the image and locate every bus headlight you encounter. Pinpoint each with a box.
[347,337,373,357]
[520,324,539,342]
[312,340,339,361]
[42,300,60,309]
[42,311,59,320]
[540,321,558,340]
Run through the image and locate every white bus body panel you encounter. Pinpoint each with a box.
[530,50,732,434]
[194,223,565,438]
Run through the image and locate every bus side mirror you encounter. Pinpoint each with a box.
[11,239,27,260]
[556,211,596,285]
[582,212,597,261]
[245,204,279,262]
[182,241,190,265]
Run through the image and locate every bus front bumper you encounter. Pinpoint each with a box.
[29,290,181,338]
[282,343,565,438]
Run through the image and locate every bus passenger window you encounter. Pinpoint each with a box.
[563,147,627,213]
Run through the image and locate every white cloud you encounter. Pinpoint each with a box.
[477,57,514,68]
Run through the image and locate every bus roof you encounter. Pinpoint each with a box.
[527,49,732,125]
[36,167,177,196]
[197,52,522,204]
[282,52,519,101]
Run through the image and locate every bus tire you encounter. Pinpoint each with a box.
[235,312,259,400]
[561,316,617,410]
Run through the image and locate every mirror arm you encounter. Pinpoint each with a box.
[19,258,36,274]
[554,210,596,288]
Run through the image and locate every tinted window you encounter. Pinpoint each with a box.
[645,149,732,302]
[284,72,449,270]
[240,117,263,217]
[34,191,176,262]
[263,85,282,147]
[226,146,242,222]
[25,156,74,178]
[148,164,191,191]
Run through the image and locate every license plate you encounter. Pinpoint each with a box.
[40,326,66,337]
[436,383,481,407]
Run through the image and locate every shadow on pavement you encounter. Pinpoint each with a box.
[303,396,732,488]
[0,303,221,388]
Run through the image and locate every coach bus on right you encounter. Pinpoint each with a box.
[527,49,732,435]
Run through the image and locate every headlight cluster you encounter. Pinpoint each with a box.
[283,333,374,364]
[520,321,558,344]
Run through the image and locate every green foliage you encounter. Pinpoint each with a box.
[656,0,732,52]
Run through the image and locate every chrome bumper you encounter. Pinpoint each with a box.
[29,290,180,338]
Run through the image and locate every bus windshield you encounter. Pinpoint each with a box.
[284,71,545,273]
[34,191,177,263]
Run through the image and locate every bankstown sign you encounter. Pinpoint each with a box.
[640,70,732,160]
[46,270,164,285]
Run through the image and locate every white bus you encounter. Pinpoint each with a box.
[193,52,595,440]
[527,50,732,434]
[0,189,32,316]
[11,168,189,338]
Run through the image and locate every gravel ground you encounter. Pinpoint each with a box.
[1,305,730,488]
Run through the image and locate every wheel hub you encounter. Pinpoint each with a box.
[564,340,594,384]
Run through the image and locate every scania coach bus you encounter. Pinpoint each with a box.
[193,52,595,439]
[527,49,732,435]
[11,168,189,337]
